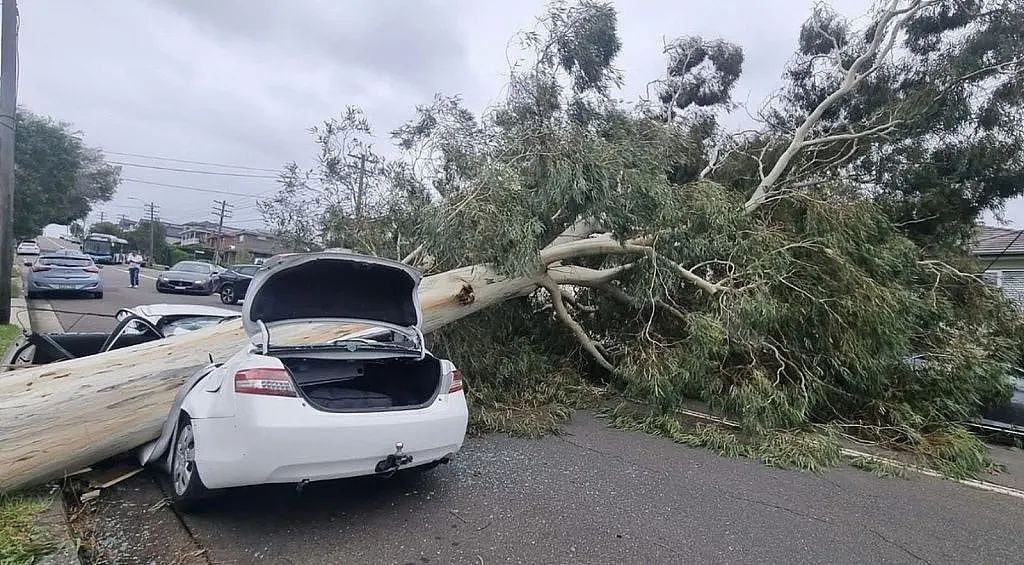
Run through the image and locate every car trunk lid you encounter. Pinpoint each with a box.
[242,252,422,348]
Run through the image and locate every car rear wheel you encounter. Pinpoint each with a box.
[169,416,208,511]
[92,292,103,299]
[219,285,237,305]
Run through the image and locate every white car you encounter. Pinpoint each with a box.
[17,241,40,256]
[138,252,468,509]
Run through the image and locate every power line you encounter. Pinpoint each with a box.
[102,150,280,173]
[121,177,277,198]
[110,161,279,179]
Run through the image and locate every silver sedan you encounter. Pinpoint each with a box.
[25,252,104,299]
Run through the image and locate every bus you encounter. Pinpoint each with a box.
[82,233,129,264]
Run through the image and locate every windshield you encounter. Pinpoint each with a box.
[39,257,94,267]
[171,262,212,274]
[161,315,233,336]
[82,239,111,255]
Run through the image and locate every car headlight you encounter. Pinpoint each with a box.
[158,276,166,281]
[195,279,206,284]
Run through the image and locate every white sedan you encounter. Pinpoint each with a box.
[138,252,468,509]
[17,241,40,256]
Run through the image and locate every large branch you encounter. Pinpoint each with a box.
[538,277,616,372]
[743,0,929,213]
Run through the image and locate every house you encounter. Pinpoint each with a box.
[220,228,288,263]
[971,225,1024,306]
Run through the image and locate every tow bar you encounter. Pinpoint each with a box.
[375,442,413,475]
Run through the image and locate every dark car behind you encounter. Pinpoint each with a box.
[155,261,221,295]
[217,264,259,304]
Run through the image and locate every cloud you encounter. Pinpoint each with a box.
[22,0,953,228]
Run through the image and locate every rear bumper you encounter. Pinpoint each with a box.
[26,277,102,294]
[191,393,469,489]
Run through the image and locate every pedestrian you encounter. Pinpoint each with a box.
[127,250,143,288]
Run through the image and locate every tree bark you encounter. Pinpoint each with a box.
[0,237,646,492]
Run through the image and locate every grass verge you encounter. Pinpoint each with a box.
[0,492,59,564]
[0,323,19,355]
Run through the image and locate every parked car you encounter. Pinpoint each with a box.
[977,369,1024,436]
[137,252,468,509]
[156,261,221,295]
[3,303,240,367]
[25,251,103,299]
[906,354,1024,437]
[217,264,260,304]
[17,241,40,258]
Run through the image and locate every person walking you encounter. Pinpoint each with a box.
[127,250,143,288]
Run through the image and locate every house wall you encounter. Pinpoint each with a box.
[980,255,1024,308]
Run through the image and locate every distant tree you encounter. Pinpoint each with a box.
[14,109,121,239]
[88,221,124,236]
[68,222,84,238]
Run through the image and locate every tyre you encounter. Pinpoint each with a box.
[25,291,39,300]
[219,285,237,305]
[155,287,166,294]
[92,292,103,299]
[169,415,209,511]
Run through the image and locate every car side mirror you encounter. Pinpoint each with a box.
[164,266,170,270]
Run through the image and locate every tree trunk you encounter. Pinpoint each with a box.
[0,233,644,493]
[0,264,538,492]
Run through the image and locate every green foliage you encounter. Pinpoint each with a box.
[759,0,1024,247]
[606,409,842,473]
[14,110,120,239]
[848,456,909,478]
[430,300,603,437]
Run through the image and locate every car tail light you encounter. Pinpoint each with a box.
[31,265,50,272]
[83,266,99,273]
[447,369,464,394]
[234,368,297,397]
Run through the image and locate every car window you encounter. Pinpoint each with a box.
[161,316,231,336]
[237,266,258,276]
[39,257,94,267]
[171,262,211,274]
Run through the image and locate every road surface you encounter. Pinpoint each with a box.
[21,236,239,332]
[80,412,1024,564]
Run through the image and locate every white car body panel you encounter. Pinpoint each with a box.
[142,252,469,493]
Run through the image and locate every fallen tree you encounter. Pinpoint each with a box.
[5,0,1024,491]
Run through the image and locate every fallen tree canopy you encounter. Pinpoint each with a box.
[5,0,1024,491]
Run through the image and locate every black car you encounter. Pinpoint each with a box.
[155,261,221,295]
[217,264,259,304]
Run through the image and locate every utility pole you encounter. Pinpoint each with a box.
[144,202,159,263]
[0,0,18,324]
[211,199,232,264]
[346,151,378,220]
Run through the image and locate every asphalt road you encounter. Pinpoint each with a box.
[22,236,240,332]
[82,412,1024,565]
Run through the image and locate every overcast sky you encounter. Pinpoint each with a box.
[23,0,1014,230]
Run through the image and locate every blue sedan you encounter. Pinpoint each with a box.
[26,251,104,299]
